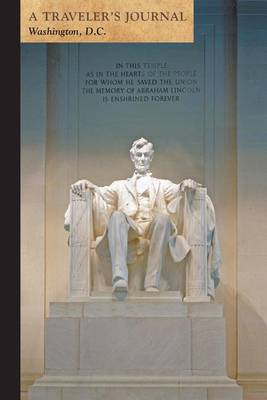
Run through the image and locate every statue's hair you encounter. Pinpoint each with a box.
[130,137,154,158]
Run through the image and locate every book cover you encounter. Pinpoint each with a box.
[21,1,267,399]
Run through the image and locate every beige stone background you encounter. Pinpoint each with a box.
[21,1,267,399]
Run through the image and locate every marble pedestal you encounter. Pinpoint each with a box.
[29,292,242,400]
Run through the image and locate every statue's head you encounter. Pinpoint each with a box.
[130,137,154,174]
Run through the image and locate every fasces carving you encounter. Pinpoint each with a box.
[183,188,209,301]
[68,191,92,297]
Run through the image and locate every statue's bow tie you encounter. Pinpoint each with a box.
[133,171,152,179]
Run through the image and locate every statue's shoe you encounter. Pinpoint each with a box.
[112,278,128,293]
[145,286,160,292]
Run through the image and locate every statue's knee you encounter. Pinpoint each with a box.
[153,213,171,229]
[109,210,126,224]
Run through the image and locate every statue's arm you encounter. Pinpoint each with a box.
[71,179,96,194]
[95,181,118,208]
[70,179,117,204]
[163,180,181,202]
[178,178,202,192]
[63,180,91,232]
[164,178,202,203]
[64,179,117,232]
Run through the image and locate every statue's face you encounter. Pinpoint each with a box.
[132,144,153,174]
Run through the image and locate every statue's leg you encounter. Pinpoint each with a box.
[144,214,172,290]
[107,211,130,284]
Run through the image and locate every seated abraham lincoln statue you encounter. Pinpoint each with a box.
[65,137,221,299]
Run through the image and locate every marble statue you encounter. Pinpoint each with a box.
[64,137,221,300]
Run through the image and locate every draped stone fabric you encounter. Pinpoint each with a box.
[167,191,221,298]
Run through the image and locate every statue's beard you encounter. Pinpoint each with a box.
[134,162,151,174]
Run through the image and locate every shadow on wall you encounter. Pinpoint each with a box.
[237,291,267,399]
[212,282,267,391]
[215,279,267,396]
[237,291,267,379]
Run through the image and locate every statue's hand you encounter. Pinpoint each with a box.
[71,179,96,195]
[180,178,201,192]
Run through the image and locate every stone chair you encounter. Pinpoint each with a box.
[66,187,216,302]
